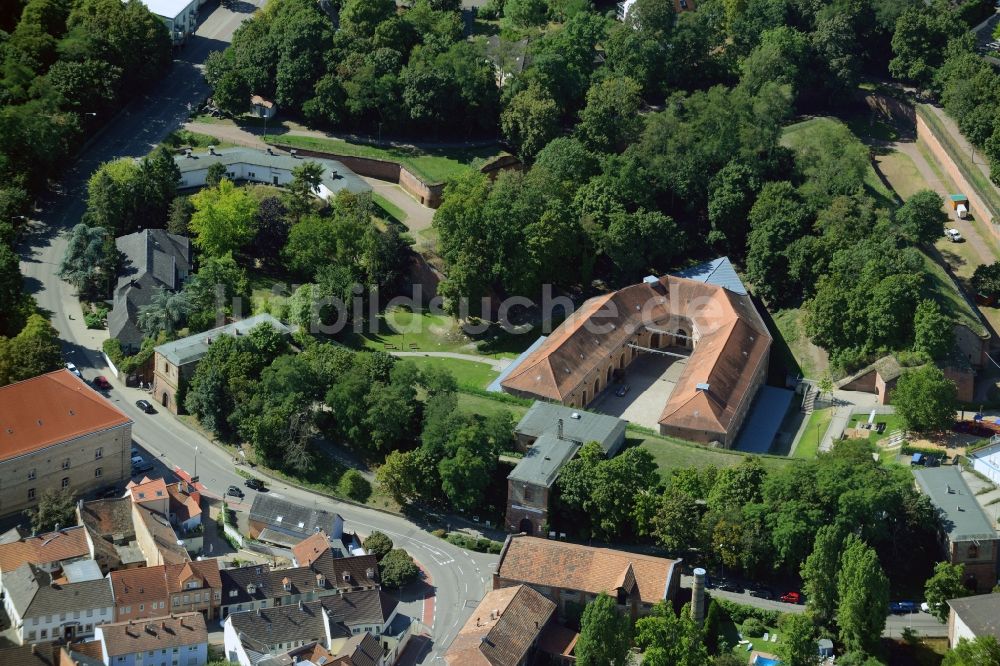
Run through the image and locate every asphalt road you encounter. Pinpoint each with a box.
[16,3,496,663]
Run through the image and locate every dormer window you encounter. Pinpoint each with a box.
[366,568,375,579]
[229,589,238,598]
[342,572,351,583]
[246,583,256,595]
[316,573,325,587]
[275,516,283,523]
[282,577,291,592]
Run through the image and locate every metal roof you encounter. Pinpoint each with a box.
[513,402,626,454]
[155,314,290,367]
[914,466,998,543]
[507,435,581,487]
[671,256,747,295]
[175,148,370,198]
[488,336,547,393]
[947,593,1000,640]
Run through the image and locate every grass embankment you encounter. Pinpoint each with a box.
[264,134,507,184]
[403,356,500,391]
[795,407,833,459]
[372,193,407,224]
[772,308,829,380]
[636,432,796,479]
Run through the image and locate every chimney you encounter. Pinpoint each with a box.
[691,567,707,625]
[557,419,564,440]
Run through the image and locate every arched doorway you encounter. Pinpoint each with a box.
[652,333,661,348]
[618,353,625,369]
[582,390,588,405]
[606,366,613,383]
[519,518,533,535]
[161,392,169,408]
[593,378,600,396]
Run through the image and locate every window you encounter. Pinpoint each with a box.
[27,488,35,500]
[40,629,47,639]
[95,448,102,460]
[27,470,35,481]
[86,609,93,618]
[73,610,79,619]
[139,604,144,612]
[173,596,179,606]
[969,544,980,559]
[31,617,37,625]
[523,486,534,502]
[183,594,189,604]
[61,477,69,489]
[62,458,70,470]
[95,467,102,478]
[27,631,35,641]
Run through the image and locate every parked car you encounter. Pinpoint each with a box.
[131,456,153,473]
[890,601,917,614]
[92,375,112,390]
[749,587,774,600]
[244,478,265,491]
[227,485,245,499]
[65,362,81,378]
[780,591,802,604]
[135,399,155,414]
[615,384,631,397]
[945,228,963,242]
[717,581,744,594]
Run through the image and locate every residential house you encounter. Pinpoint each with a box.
[0,643,64,666]
[175,149,370,201]
[94,612,208,666]
[947,592,1000,648]
[223,589,405,666]
[500,258,771,448]
[127,477,203,562]
[247,495,344,548]
[0,525,92,579]
[494,535,682,619]
[219,564,272,620]
[269,550,380,607]
[914,466,999,592]
[151,314,290,415]
[77,498,147,573]
[109,229,191,355]
[138,0,202,44]
[444,585,556,666]
[291,532,332,568]
[505,403,626,535]
[110,560,222,623]
[0,370,132,518]
[2,562,114,644]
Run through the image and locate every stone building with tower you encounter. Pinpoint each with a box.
[504,402,626,536]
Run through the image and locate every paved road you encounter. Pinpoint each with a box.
[16,3,495,663]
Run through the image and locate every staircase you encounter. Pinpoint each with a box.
[801,386,817,414]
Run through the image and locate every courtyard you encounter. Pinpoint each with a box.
[589,350,689,430]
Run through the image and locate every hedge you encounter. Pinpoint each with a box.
[443,532,504,554]
[712,596,781,627]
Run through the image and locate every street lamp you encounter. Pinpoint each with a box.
[193,445,198,482]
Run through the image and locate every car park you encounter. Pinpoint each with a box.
[65,362,81,378]
[780,591,802,604]
[244,478,265,491]
[227,485,245,499]
[93,375,112,390]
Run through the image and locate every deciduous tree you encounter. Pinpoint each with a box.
[837,534,889,656]
[576,593,632,666]
[189,179,259,258]
[893,365,957,433]
[925,562,972,623]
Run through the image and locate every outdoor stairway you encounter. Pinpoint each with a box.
[801,386,817,414]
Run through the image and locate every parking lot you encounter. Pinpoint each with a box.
[589,351,688,430]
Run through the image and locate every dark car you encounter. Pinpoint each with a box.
[750,587,774,600]
[780,591,802,604]
[92,375,112,390]
[615,384,631,397]
[226,485,244,499]
[889,601,917,614]
[717,581,744,594]
[135,399,155,414]
[244,478,265,491]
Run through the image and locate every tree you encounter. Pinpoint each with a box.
[943,636,1000,666]
[28,487,75,534]
[501,83,560,160]
[925,562,972,623]
[890,7,953,89]
[59,223,115,298]
[972,262,1000,299]
[893,365,957,433]
[744,181,811,304]
[189,179,259,258]
[913,299,953,360]
[897,189,947,245]
[575,593,632,666]
[137,287,190,338]
[363,531,393,561]
[336,469,372,502]
[577,76,643,153]
[167,196,195,235]
[339,0,396,37]
[775,613,819,666]
[0,314,62,387]
[739,26,812,101]
[205,162,227,188]
[635,602,708,666]
[379,548,419,588]
[0,244,28,337]
[439,446,492,511]
[837,534,889,655]
[504,0,548,28]
[652,489,701,555]
[801,525,843,629]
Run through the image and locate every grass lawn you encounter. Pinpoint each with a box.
[772,308,829,380]
[919,251,988,338]
[161,129,232,150]
[848,412,907,445]
[719,620,783,663]
[795,407,832,459]
[372,193,407,225]
[400,356,500,391]
[456,391,531,419]
[264,134,507,184]
[875,149,927,200]
[636,431,796,480]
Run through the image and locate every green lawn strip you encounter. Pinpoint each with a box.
[456,391,531,419]
[875,150,927,201]
[916,104,1000,221]
[161,129,232,150]
[264,134,507,184]
[919,251,988,337]
[795,407,832,459]
[636,430,796,480]
[847,412,907,445]
[372,193,407,224]
[772,307,827,380]
[400,355,499,391]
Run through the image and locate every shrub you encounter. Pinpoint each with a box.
[714,597,781,627]
[336,469,372,502]
[363,531,393,561]
[741,617,766,638]
[431,528,446,538]
[488,540,503,554]
[380,548,419,588]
